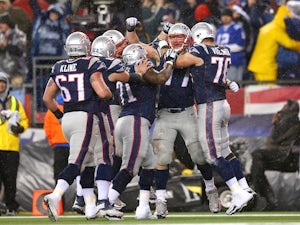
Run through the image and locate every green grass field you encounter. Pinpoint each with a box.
[0,212,300,225]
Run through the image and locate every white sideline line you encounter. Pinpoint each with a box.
[1,213,300,219]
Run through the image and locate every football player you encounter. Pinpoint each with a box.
[42,31,114,221]
[174,22,254,215]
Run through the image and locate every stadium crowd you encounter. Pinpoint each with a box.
[0,0,299,88]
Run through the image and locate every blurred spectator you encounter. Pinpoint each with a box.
[43,93,69,183]
[0,0,32,43]
[0,72,29,215]
[70,0,129,36]
[142,0,168,42]
[243,0,274,59]
[0,14,27,89]
[12,0,49,21]
[0,0,32,85]
[216,7,247,81]
[250,99,300,210]
[30,0,72,58]
[231,4,254,62]
[248,4,300,82]
[179,0,201,28]
[276,0,300,82]
[197,0,222,28]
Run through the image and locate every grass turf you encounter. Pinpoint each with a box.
[0,212,300,225]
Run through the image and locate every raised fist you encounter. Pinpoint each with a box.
[165,48,178,65]
[126,17,139,32]
[162,22,173,34]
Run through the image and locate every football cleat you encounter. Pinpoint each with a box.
[226,190,254,215]
[135,205,155,219]
[113,198,127,211]
[72,195,85,215]
[97,199,123,220]
[43,195,59,222]
[154,199,168,219]
[206,188,221,213]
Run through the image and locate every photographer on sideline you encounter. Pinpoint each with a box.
[250,99,300,210]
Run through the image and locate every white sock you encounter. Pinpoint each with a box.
[108,188,120,204]
[96,180,111,200]
[225,177,242,193]
[76,176,83,196]
[82,188,96,211]
[138,190,150,207]
[53,179,69,199]
[203,178,216,192]
[238,177,250,190]
[156,190,166,202]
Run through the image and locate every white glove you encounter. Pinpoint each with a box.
[165,48,178,66]
[7,111,20,134]
[1,109,13,119]
[126,17,139,32]
[228,81,240,93]
[162,22,173,34]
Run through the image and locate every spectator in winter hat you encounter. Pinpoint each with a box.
[0,14,27,89]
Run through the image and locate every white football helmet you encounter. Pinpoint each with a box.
[167,23,192,52]
[91,36,116,58]
[102,29,128,58]
[64,31,91,56]
[102,29,125,45]
[191,22,215,44]
[122,44,147,65]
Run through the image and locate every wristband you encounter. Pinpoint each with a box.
[53,109,64,119]
[166,61,174,66]
[128,72,142,83]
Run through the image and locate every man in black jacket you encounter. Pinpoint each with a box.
[250,99,300,210]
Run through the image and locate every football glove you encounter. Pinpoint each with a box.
[126,17,139,32]
[228,81,240,92]
[162,22,173,34]
[10,122,24,134]
[165,48,178,65]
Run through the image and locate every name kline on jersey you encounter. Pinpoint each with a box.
[60,63,77,73]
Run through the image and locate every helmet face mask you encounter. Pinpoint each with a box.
[64,31,91,57]
[91,36,116,58]
[122,44,147,65]
[191,22,215,44]
[167,23,192,52]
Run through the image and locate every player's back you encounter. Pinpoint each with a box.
[50,56,107,113]
[190,43,230,104]
[117,64,157,124]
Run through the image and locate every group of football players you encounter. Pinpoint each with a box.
[42,17,256,222]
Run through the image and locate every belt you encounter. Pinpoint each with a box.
[166,108,186,113]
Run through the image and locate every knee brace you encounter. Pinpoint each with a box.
[58,163,80,185]
[80,166,95,188]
